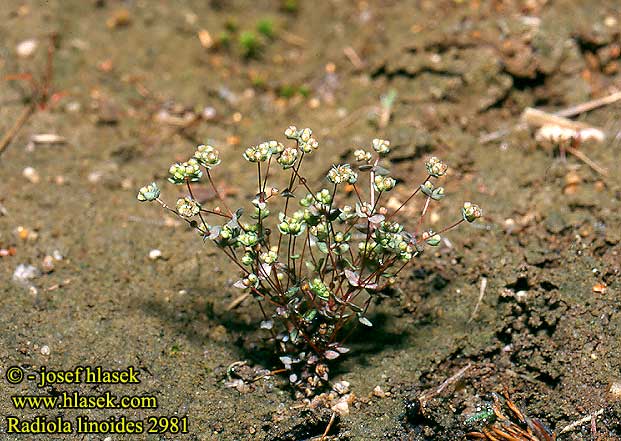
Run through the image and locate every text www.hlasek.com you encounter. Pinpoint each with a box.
[12,392,157,410]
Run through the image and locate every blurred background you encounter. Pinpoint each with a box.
[1,1,620,439]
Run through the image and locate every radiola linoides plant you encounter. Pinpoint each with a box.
[137,126,482,394]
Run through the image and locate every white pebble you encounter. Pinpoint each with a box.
[16,39,38,58]
[13,264,41,284]
[331,399,349,416]
[41,256,55,273]
[148,249,162,260]
[609,382,621,398]
[87,171,103,183]
[40,345,50,356]
[372,385,386,398]
[333,380,350,395]
[22,167,40,184]
[31,133,66,145]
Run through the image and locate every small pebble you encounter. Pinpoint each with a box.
[333,380,350,395]
[15,226,37,241]
[16,39,38,57]
[148,249,162,260]
[563,170,581,195]
[331,398,349,416]
[88,171,104,183]
[23,167,40,184]
[42,255,55,273]
[609,382,621,399]
[40,345,50,356]
[0,247,17,257]
[13,264,40,284]
[198,29,214,49]
[106,8,132,29]
[65,101,82,113]
[372,385,386,398]
[202,106,216,120]
[503,218,517,234]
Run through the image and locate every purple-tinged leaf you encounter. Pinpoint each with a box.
[325,350,340,360]
[368,214,385,224]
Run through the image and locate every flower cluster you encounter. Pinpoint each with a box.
[137,182,160,202]
[277,147,298,169]
[243,140,283,162]
[194,144,221,168]
[284,126,319,153]
[168,159,202,184]
[373,175,396,192]
[176,197,201,218]
[277,212,306,236]
[138,125,482,395]
[372,138,390,155]
[327,164,358,185]
[425,156,448,177]
[353,149,373,163]
[370,221,415,261]
[462,201,483,222]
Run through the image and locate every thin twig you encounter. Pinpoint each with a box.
[0,105,34,157]
[419,363,472,406]
[251,368,287,383]
[565,145,608,176]
[559,408,604,434]
[343,46,364,70]
[468,277,488,324]
[279,30,306,47]
[226,292,250,310]
[320,412,337,440]
[480,90,621,143]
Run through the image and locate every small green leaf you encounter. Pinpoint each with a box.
[316,241,329,254]
[303,309,317,322]
[286,286,300,298]
[289,329,299,343]
[316,290,330,301]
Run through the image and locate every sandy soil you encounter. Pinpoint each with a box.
[1,1,620,440]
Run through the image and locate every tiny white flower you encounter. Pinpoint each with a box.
[176,197,201,217]
[327,164,358,185]
[425,156,448,177]
[353,149,373,162]
[372,138,390,155]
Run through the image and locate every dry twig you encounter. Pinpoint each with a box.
[419,363,472,407]
[559,408,604,435]
[468,276,488,324]
[480,90,621,144]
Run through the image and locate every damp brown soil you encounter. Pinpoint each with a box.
[1,1,620,440]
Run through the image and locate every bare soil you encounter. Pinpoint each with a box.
[1,1,620,440]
